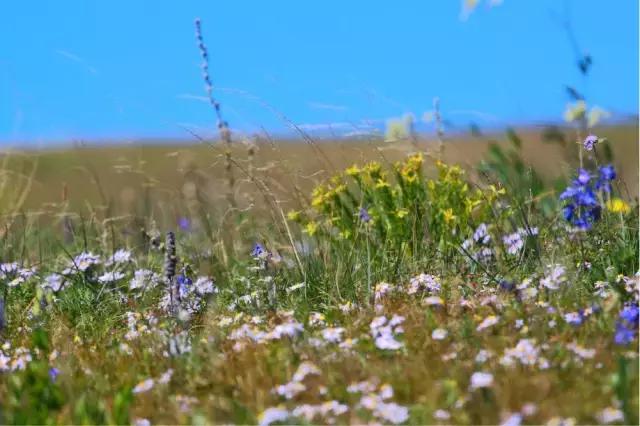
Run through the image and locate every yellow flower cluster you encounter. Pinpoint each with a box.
[292,153,500,246]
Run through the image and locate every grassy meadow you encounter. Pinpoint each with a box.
[0,122,637,425]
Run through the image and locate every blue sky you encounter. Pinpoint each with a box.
[1,1,637,144]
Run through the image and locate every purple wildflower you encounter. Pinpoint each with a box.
[614,324,636,345]
[559,167,607,230]
[583,135,598,151]
[614,302,639,346]
[178,217,191,231]
[595,165,616,193]
[576,168,590,186]
[359,207,371,223]
[49,367,60,382]
[177,274,193,298]
[251,243,266,258]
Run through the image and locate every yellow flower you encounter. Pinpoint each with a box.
[606,198,631,214]
[364,161,382,176]
[465,197,482,213]
[333,184,347,194]
[345,164,361,176]
[396,208,409,219]
[304,221,319,236]
[488,184,506,197]
[375,178,390,189]
[311,194,325,208]
[287,210,301,221]
[442,208,456,223]
[407,152,424,168]
[339,229,352,239]
[329,175,343,186]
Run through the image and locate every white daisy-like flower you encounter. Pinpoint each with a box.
[597,407,624,424]
[194,277,217,295]
[98,271,125,283]
[469,371,493,390]
[476,315,499,331]
[321,327,345,343]
[431,328,448,340]
[105,249,132,266]
[434,409,451,420]
[132,378,154,394]
[42,274,65,292]
[258,407,289,426]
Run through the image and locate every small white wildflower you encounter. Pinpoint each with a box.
[375,334,403,350]
[132,378,154,394]
[389,314,405,327]
[158,368,174,384]
[106,249,131,266]
[434,409,451,420]
[540,264,566,290]
[566,342,596,359]
[42,274,65,292]
[268,321,304,339]
[259,407,290,426]
[129,269,158,290]
[503,232,524,255]
[273,381,306,399]
[475,349,493,363]
[339,337,358,350]
[291,404,318,421]
[374,282,395,300]
[431,328,448,340]
[597,407,624,424]
[286,282,306,293]
[98,271,125,283]
[501,413,523,426]
[521,402,538,416]
[338,301,355,313]
[321,327,345,343]
[477,315,499,331]
[67,252,101,273]
[291,361,321,382]
[375,402,409,424]
[347,379,378,394]
[473,223,491,244]
[408,273,441,294]
[194,277,217,295]
[423,296,444,306]
[469,371,493,390]
[370,316,388,330]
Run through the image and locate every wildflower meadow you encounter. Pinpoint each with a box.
[1,2,638,425]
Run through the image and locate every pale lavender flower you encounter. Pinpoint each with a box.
[597,407,624,424]
[583,134,598,151]
[42,274,65,292]
[431,328,448,340]
[259,407,290,426]
[321,327,345,343]
[503,232,524,255]
[469,371,494,390]
[194,277,217,295]
[105,249,132,266]
[132,378,154,394]
[98,271,125,284]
